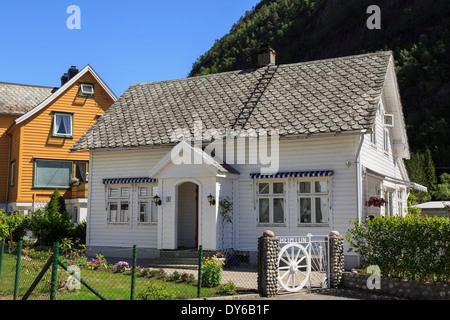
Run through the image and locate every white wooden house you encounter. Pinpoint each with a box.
[71,50,426,268]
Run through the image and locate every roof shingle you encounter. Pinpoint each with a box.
[71,51,392,151]
[0,82,54,115]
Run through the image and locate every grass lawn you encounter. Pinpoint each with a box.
[0,253,224,300]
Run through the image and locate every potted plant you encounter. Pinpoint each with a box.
[70,177,80,186]
[366,196,388,207]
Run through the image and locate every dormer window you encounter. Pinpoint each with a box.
[78,83,94,97]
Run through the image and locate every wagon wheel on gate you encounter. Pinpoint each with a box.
[277,243,311,292]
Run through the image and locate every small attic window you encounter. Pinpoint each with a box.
[79,83,94,97]
[384,114,394,127]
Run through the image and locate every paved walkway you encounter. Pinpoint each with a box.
[204,288,408,300]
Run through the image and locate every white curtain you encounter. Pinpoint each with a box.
[55,114,71,135]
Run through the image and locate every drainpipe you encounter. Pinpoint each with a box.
[4,120,15,212]
[5,133,11,211]
[354,132,366,268]
[355,133,365,223]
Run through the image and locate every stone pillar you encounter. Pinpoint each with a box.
[257,230,279,297]
[328,230,345,288]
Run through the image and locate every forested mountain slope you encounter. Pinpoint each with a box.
[189,0,450,201]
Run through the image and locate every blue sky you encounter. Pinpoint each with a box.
[0,0,260,96]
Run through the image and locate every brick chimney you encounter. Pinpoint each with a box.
[257,46,276,66]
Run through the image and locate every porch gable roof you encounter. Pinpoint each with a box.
[147,141,239,179]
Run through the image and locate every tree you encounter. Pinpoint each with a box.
[0,210,30,242]
[423,148,437,192]
[29,189,73,246]
[432,173,450,201]
[405,152,431,203]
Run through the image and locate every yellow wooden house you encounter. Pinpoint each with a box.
[0,65,117,222]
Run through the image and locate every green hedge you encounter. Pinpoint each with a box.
[346,214,450,283]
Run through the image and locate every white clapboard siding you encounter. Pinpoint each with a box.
[87,148,168,248]
[230,134,359,251]
[86,132,388,254]
[359,95,408,217]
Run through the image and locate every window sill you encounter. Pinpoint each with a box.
[257,223,286,228]
[297,223,329,227]
[137,222,158,226]
[107,222,130,227]
[51,135,73,139]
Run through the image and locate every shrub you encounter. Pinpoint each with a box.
[346,214,450,282]
[88,254,108,270]
[168,271,181,281]
[29,189,73,246]
[137,281,175,300]
[71,220,87,245]
[180,272,194,283]
[218,281,237,295]
[201,254,225,287]
[113,261,130,273]
[0,210,30,242]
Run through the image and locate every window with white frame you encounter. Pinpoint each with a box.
[79,83,94,97]
[138,185,158,223]
[383,127,389,153]
[108,186,130,223]
[53,112,73,137]
[257,181,285,225]
[298,180,330,225]
[72,206,78,223]
[370,122,377,145]
[384,190,394,217]
[397,190,404,216]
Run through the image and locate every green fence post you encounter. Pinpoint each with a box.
[0,239,5,278]
[50,242,59,300]
[130,245,137,300]
[197,245,203,298]
[13,240,22,300]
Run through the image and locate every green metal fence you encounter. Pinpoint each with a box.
[0,239,258,300]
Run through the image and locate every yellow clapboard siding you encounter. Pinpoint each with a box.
[0,115,18,204]
[9,71,115,204]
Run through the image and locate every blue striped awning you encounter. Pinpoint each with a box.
[250,170,334,179]
[102,177,158,184]
[412,183,428,193]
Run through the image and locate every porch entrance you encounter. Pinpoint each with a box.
[177,182,199,248]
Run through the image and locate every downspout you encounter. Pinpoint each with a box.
[355,132,365,268]
[5,133,11,211]
[355,133,365,223]
[4,121,15,212]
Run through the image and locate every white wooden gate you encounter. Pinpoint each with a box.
[277,234,330,293]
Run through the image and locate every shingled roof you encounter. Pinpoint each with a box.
[0,82,54,115]
[71,51,393,151]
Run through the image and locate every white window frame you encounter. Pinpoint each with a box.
[256,181,286,226]
[384,114,394,127]
[53,112,73,137]
[298,179,331,226]
[383,127,390,153]
[138,185,158,224]
[72,206,79,224]
[370,122,377,146]
[10,162,15,186]
[80,83,94,96]
[108,185,130,224]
